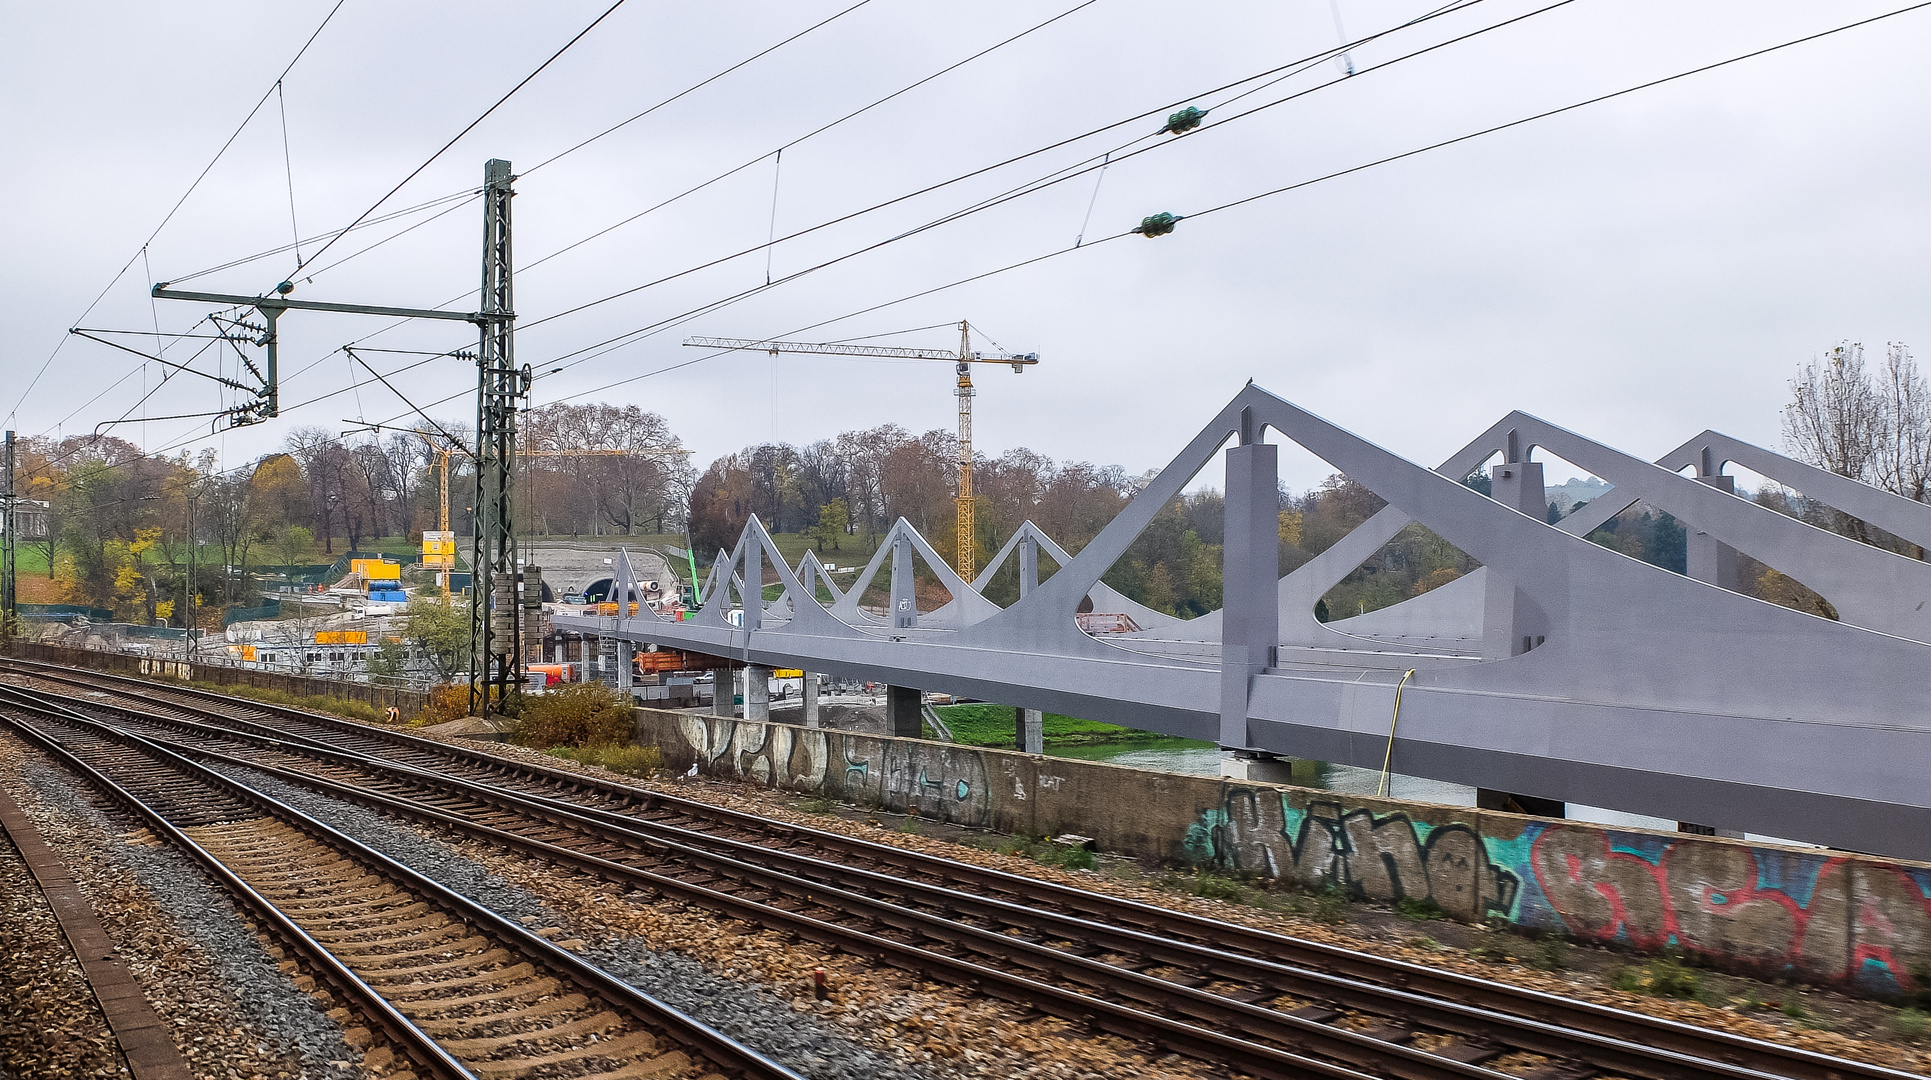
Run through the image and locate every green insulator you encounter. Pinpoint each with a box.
[1161,106,1206,135]
[1136,212,1179,238]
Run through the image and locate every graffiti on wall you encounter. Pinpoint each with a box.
[673,717,993,826]
[1195,786,1931,993]
[1202,790,1518,922]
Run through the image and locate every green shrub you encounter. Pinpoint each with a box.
[1308,883,1350,925]
[543,743,662,778]
[1781,997,1807,1019]
[1055,845,1097,871]
[1890,1007,1928,1042]
[898,813,923,835]
[1615,957,1700,999]
[1528,936,1570,971]
[1395,896,1446,921]
[513,684,632,748]
[991,835,1098,871]
[1189,872,1247,903]
[798,795,837,815]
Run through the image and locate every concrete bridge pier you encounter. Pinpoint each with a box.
[886,685,922,738]
[1477,789,1565,818]
[744,665,770,721]
[1222,750,1294,784]
[712,668,736,717]
[1019,708,1043,754]
[802,672,820,728]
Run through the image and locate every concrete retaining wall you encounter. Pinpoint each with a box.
[11,641,429,717]
[636,708,1931,997]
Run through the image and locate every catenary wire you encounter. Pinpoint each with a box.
[7,1,348,427]
[533,1,1931,402]
[517,0,1553,380]
[292,0,632,275]
[515,0,1107,280]
[68,1,1925,476]
[516,0,1525,344]
[520,0,877,177]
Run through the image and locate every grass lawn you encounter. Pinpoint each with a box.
[932,702,1198,750]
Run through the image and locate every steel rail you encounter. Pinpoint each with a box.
[4,681,1819,1080]
[150,726,1805,1080]
[6,682,1839,1080]
[0,706,480,1080]
[4,657,1921,1080]
[0,686,805,1080]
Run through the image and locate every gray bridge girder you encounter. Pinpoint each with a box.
[556,384,1931,860]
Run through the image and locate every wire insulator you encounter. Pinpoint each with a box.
[1160,106,1206,135]
[1135,212,1179,238]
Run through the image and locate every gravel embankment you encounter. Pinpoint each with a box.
[0,733,363,1080]
[0,819,128,1080]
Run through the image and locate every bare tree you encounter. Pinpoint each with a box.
[1873,343,1931,504]
[1784,342,1880,482]
[1782,340,1931,553]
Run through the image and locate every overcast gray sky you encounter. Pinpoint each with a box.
[5,0,1928,493]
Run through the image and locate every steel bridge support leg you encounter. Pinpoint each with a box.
[1689,472,1741,591]
[1483,454,1550,660]
[1219,411,1278,751]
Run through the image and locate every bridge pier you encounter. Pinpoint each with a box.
[802,672,820,728]
[886,685,922,738]
[1017,708,1043,754]
[712,668,736,717]
[1221,750,1294,784]
[743,665,770,721]
[1477,789,1565,818]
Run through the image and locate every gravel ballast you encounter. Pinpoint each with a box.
[208,760,934,1080]
[0,734,361,1080]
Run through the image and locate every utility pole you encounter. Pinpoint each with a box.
[148,158,520,715]
[2,431,15,646]
[472,159,529,721]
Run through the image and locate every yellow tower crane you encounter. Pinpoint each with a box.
[684,323,1037,581]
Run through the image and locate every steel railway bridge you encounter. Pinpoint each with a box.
[552,384,1931,861]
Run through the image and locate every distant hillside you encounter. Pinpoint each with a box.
[1548,475,1612,512]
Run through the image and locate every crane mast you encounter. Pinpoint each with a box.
[684,325,1037,581]
[955,321,977,580]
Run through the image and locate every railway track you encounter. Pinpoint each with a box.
[1,658,1919,1080]
[0,684,803,1080]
